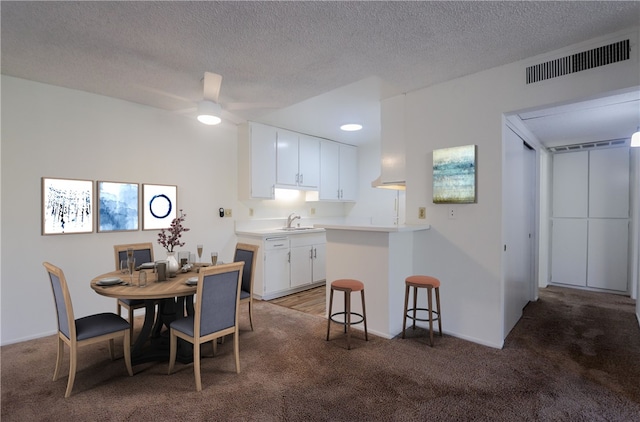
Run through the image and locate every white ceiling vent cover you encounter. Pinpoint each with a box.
[549,138,628,154]
[526,39,630,84]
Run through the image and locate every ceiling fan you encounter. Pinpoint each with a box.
[196,72,223,125]
[139,71,283,125]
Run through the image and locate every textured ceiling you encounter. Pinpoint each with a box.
[2,1,639,145]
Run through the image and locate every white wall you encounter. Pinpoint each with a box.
[0,76,241,344]
[403,28,640,347]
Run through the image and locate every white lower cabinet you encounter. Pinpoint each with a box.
[290,234,326,288]
[264,236,291,295]
[237,231,326,300]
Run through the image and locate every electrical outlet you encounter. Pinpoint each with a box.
[448,206,456,219]
[310,207,316,216]
[224,208,232,217]
[418,207,426,219]
[249,208,254,217]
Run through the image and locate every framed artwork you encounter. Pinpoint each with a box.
[42,177,94,235]
[142,184,177,230]
[432,145,477,204]
[97,181,139,232]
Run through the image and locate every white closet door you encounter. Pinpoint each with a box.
[552,151,588,217]
[589,148,630,218]
[551,219,588,286]
[587,219,629,291]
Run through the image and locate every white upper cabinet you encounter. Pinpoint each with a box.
[276,129,300,187]
[319,140,357,201]
[238,122,276,199]
[240,122,354,201]
[297,134,320,189]
[276,130,320,189]
[338,143,358,201]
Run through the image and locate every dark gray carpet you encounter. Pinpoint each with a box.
[2,286,639,421]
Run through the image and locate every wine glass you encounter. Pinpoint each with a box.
[211,252,218,265]
[197,244,203,263]
[127,257,136,286]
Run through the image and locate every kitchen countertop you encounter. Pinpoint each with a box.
[235,227,326,236]
[314,223,430,233]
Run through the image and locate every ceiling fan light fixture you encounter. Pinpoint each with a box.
[631,127,640,147]
[197,100,222,125]
[340,123,362,132]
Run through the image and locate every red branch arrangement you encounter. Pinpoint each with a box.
[157,210,190,253]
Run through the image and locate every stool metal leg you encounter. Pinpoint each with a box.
[326,287,334,341]
[427,286,434,347]
[361,289,368,341]
[435,287,442,336]
[343,290,348,334]
[345,289,352,349]
[412,286,418,330]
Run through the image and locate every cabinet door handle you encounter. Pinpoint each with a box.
[288,251,291,263]
[337,189,340,199]
[314,248,317,259]
[295,173,299,183]
[299,173,303,184]
[309,248,313,259]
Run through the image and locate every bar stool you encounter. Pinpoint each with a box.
[326,279,368,350]
[402,275,442,346]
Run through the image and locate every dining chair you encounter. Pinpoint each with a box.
[233,243,259,330]
[168,262,244,392]
[43,262,133,398]
[113,243,154,337]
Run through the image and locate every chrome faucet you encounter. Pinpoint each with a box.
[286,212,301,228]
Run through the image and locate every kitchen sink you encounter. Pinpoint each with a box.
[279,227,315,231]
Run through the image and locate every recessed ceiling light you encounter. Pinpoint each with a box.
[340,123,363,131]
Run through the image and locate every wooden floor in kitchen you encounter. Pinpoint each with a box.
[268,285,326,317]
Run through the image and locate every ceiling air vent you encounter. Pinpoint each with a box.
[549,138,628,153]
[526,39,630,84]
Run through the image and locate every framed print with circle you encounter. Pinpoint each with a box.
[42,177,94,235]
[142,184,177,230]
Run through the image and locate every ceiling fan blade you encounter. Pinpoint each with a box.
[136,85,192,103]
[225,101,282,111]
[203,72,222,103]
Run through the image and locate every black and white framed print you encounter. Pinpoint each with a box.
[42,177,94,235]
[142,184,177,230]
[97,181,139,232]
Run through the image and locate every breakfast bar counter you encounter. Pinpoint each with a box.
[315,224,430,339]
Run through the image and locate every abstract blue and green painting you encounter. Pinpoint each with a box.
[433,145,477,204]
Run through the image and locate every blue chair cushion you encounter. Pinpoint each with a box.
[118,298,144,306]
[171,316,195,337]
[75,313,130,341]
[240,290,250,300]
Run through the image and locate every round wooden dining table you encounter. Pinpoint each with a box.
[91,268,205,365]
